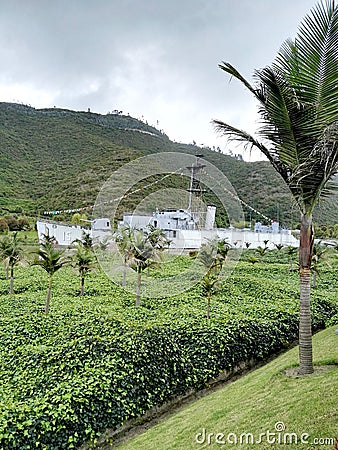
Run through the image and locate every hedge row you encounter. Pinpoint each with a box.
[0,297,336,450]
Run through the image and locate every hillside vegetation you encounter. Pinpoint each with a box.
[0,102,337,226]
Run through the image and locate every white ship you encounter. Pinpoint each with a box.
[37,156,299,250]
[119,156,299,250]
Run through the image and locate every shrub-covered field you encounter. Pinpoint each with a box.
[0,250,337,449]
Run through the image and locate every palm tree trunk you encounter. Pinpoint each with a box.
[4,262,9,280]
[136,269,141,306]
[9,265,14,295]
[298,214,314,375]
[45,275,53,314]
[122,261,127,287]
[207,292,211,319]
[80,276,85,296]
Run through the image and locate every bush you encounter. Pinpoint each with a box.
[0,218,8,233]
[17,217,30,231]
[0,216,30,231]
[0,304,335,449]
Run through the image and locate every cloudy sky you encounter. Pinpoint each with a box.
[0,0,316,160]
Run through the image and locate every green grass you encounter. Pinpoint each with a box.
[115,326,338,450]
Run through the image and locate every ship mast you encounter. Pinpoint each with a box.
[186,154,206,227]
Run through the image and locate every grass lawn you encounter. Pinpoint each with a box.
[114,326,338,450]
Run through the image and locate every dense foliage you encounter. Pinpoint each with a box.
[0,249,337,449]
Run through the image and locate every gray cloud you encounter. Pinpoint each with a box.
[0,0,315,159]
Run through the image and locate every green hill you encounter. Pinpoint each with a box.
[0,102,337,226]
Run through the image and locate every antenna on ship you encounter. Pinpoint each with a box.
[186,154,206,228]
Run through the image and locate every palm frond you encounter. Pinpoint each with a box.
[290,121,338,211]
[275,1,338,131]
[32,244,69,275]
[218,62,266,103]
[215,1,338,215]
[254,67,301,166]
[213,119,292,181]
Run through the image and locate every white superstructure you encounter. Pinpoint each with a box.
[119,209,299,251]
[36,218,111,246]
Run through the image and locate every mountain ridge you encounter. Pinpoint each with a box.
[0,102,337,227]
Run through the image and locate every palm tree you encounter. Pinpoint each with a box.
[83,233,94,250]
[72,231,93,251]
[145,225,171,274]
[286,246,298,271]
[215,238,230,272]
[214,1,338,374]
[274,243,284,260]
[32,235,69,313]
[201,272,218,320]
[114,226,133,287]
[199,238,229,319]
[199,240,218,319]
[128,229,158,306]
[145,225,171,251]
[248,255,259,265]
[255,245,267,261]
[71,242,94,296]
[0,232,24,294]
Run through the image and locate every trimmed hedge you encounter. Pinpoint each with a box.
[0,299,336,450]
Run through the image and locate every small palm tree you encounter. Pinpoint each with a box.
[0,232,24,294]
[145,225,171,250]
[72,231,94,251]
[32,235,69,313]
[114,226,133,287]
[71,242,94,296]
[145,225,171,274]
[286,246,298,271]
[0,236,10,280]
[199,238,229,319]
[214,1,338,374]
[201,272,218,319]
[98,238,109,252]
[128,229,158,306]
[274,243,284,260]
[255,245,267,261]
[199,240,218,319]
[274,243,284,252]
[248,255,260,265]
[215,238,230,272]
